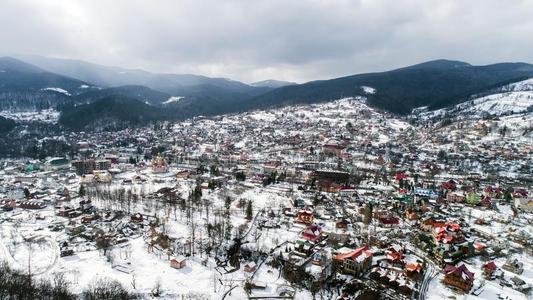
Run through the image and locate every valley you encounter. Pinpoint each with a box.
[0,95,531,299]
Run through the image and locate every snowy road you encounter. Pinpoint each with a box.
[418,262,438,300]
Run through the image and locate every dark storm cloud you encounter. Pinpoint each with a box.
[1,0,532,82]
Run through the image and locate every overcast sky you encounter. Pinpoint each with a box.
[1,0,533,83]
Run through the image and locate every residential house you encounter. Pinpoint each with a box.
[502,259,524,275]
[44,157,71,171]
[301,225,323,242]
[333,246,372,277]
[296,210,314,224]
[482,261,497,278]
[443,264,474,292]
[152,155,169,173]
[514,197,533,212]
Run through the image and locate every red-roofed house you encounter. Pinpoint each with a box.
[420,218,444,232]
[483,186,502,197]
[405,209,419,220]
[473,242,486,253]
[301,225,322,242]
[333,246,373,277]
[405,263,423,279]
[447,192,465,203]
[433,223,465,245]
[296,210,314,224]
[443,264,474,292]
[395,172,408,181]
[442,181,457,191]
[482,261,497,278]
[379,217,400,227]
[386,250,404,263]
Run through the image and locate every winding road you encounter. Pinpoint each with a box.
[418,261,438,300]
[404,244,439,300]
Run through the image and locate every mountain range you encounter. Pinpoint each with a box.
[245,60,533,114]
[1,55,532,130]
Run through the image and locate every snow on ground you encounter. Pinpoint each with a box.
[413,78,533,121]
[41,87,71,96]
[463,255,531,300]
[56,237,219,298]
[0,224,58,275]
[455,91,533,117]
[0,177,303,298]
[361,86,376,94]
[504,78,533,92]
[416,107,447,120]
[247,111,278,122]
[387,118,410,130]
[493,112,533,142]
[411,106,428,114]
[236,96,413,147]
[416,91,533,121]
[163,96,185,104]
[498,112,533,129]
[424,204,532,300]
[0,108,60,123]
[238,184,292,210]
[0,191,303,299]
[426,272,529,300]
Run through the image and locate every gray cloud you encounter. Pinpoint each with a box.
[1,0,533,83]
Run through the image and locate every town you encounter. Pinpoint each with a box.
[0,98,531,299]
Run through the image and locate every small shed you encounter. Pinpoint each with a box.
[170,255,187,269]
[244,261,257,273]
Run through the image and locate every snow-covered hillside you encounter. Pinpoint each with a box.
[163,96,184,104]
[414,78,533,121]
[504,78,533,92]
[454,91,532,117]
[41,87,71,96]
[361,86,376,94]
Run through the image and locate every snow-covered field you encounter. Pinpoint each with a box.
[0,224,58,275]
[0,108,60,123]
[455,91,533,117]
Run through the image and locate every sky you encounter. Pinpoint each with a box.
[1,0,533,83]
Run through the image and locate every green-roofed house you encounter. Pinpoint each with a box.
[44,157,71,171]
[466,192,481,205]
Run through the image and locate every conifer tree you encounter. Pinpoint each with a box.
[245,200,253,221]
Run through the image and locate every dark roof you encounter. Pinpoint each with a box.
[444,264,474,280]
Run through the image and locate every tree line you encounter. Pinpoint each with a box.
[0,262,135,299]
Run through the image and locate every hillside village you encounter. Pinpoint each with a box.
[0,97,532,299]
